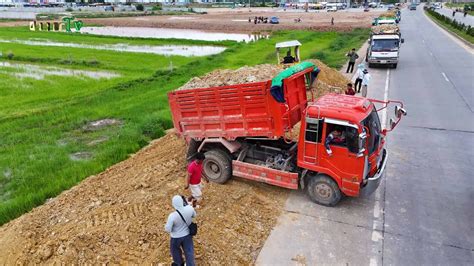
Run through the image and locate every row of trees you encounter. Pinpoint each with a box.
[426,8,474,37]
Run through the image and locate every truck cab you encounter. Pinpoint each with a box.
[298,94,394,204]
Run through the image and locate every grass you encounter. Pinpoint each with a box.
[425,10,474,44]
[0,26,369,225]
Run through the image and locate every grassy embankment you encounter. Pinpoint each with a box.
[425,9,474,44]
[0,26,369,225]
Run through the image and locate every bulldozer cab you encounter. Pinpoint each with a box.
[276,40,301,67]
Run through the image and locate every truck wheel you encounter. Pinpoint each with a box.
[393,63,398,69]
[203,150,232,184]
[368,63,373,68]
[306,174,342,206]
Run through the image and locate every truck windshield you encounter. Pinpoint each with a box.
[372,39,399,52]
[362,108,382,155]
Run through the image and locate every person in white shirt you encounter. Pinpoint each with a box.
[165,195,196,266]
[354,64,365,93]
[361,69,371,97]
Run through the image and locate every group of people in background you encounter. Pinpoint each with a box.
[165,153,207,266]
[345,49,371,97]
[249,16,269,24]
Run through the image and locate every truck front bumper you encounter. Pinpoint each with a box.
[368,58,398,65]
[360,149,387,197]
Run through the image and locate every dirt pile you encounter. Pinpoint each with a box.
[177,64,283,90]
[307,59,349,97]
[177,60,348,98]
[380,11,397,18]
[0,132,287,264]
[0,59,349,264]
[371,24,400,34]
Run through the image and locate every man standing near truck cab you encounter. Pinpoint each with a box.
[185,153,208,205]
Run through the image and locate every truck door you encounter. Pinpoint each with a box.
[320,121,363,193]
[302,118,323,165]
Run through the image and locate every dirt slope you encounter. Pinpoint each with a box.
[0,60,349,264]
[0,133,287,264]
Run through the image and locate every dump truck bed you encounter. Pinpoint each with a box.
[169,67,314,141]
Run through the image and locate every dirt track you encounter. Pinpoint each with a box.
[0,60,350,264]
[84,8,383,33]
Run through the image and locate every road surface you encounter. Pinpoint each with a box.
[435,7,474,27]
[257,6,474,266]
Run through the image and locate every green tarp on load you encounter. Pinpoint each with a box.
[270,62,319,103]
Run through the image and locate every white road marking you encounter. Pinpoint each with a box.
[373,201,381,218]
[370,258,378,266]
[381,69,390,128]
[442,72,450,82]
[372,231,384,242]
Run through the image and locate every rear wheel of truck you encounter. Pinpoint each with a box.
[307,174,342,206]
[368,63,373,68]
[393,63,398,69]
[203,150,232,184]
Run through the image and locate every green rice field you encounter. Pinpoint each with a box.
[0,26,369,225]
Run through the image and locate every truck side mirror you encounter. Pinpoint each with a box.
[357,132,367,157]
[401,38,405,44]
[390,118,397,130]
[395,105,407,118]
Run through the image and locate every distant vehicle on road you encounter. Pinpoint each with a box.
[270,16,279,24]
[366,32,404,68]
[368,2,378,8]
[409,4,417,10]
[327,4,337,12]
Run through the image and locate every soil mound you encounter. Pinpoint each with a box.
[0,60,349,264]
[0,133,287,264]
[177,60,349,98]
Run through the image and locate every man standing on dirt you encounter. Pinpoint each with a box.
[165,195,196,266]
[185,152,208,205]
[346,48,359,73]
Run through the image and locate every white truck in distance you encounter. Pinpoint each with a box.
[366,21,404,69]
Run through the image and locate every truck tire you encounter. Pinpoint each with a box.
[203,149,232,184]
[368,63,373,68]
[306,174,342,207]
[393,63,398,69]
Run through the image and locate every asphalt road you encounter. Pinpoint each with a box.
[435,7,474,26]
[257,6,473,266]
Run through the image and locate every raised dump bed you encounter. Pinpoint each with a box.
[168,63,318,141]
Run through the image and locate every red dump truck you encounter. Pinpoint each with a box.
[168,64,406,206]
